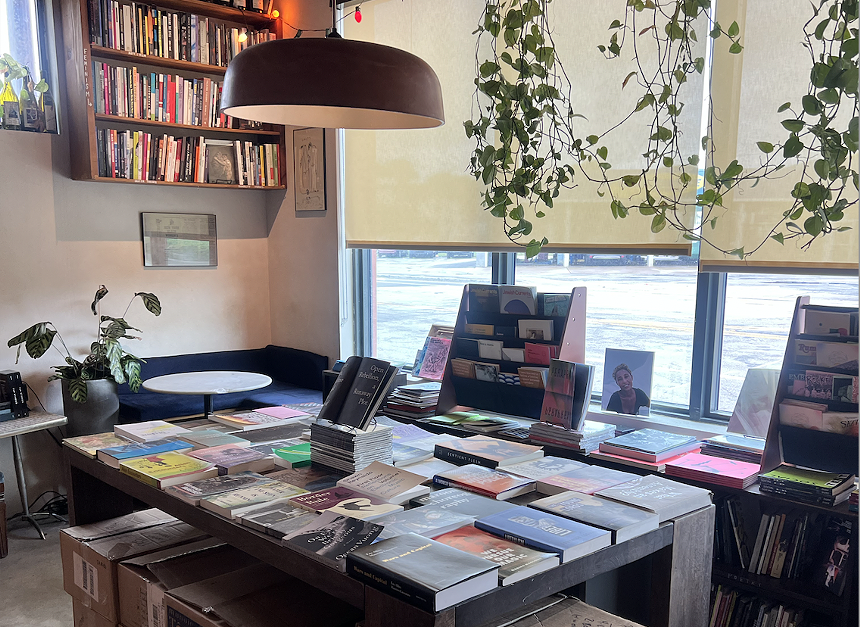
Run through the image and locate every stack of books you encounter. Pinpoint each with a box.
[309,420,393,473]
[382,382,441,421]
[699,433,765,465]
[851,487,858,512]
[592,428,701,472]
[665,452,761,489]
[758,465,855,506]
[528,420,616,453]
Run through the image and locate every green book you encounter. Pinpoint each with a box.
[760,465,854,493]
[274,443,312,468]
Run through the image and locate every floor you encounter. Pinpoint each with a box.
[0,517,71,627]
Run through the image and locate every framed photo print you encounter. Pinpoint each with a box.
[142,213,217,267]
[294,127,326,212]
[206,140,237,184]
[601,348,655,416]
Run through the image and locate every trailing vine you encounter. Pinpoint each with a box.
[466,0,858,258]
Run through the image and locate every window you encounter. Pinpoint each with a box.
[1,0,44,78]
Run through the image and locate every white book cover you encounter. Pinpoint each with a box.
[114,421,191,443]
[477,339,504,360]
[336,461,426,502]
[517,319,554,342]
[499,286,537,315]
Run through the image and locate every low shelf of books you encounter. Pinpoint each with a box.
[436,284,586,420]
[707,297,858,627]
[61,0,286,188]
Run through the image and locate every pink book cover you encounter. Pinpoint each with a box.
[539,392,574,430]
[190,444,267,466]
[546,360,575,396]
[289,487,386,512]
[255,406,310,419]
[418,337,452,380]
[525,343,552,366]
[665,452,760,480]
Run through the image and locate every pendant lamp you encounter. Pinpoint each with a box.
[221,13,444,130]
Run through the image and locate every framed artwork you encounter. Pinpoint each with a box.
[205,140,237,185]
[141,213,217,267]
[601,348,655,416]
[294,127,326,212]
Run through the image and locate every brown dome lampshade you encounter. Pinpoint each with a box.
[220,36,445,129]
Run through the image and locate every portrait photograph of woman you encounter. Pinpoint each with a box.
[601,348,655,416]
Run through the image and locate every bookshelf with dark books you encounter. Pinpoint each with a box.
[60,0,287,188]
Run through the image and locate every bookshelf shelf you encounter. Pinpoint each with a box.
[90,45,229,75]
[117,0,277,26]
[90,175,284,189]
[94,113,282,136]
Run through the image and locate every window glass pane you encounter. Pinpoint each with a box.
[515,253,698,408]
[1,0,43,79]
[369,250,493,366]
[717,274,860,413]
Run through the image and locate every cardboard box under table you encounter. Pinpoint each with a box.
[61,509,208,622]
[72,598,120,627]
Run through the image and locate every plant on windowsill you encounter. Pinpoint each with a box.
[7,286,162,405]
[467,0,857,258]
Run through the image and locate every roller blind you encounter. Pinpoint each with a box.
[700,0,858,272]
[342,0,701,254]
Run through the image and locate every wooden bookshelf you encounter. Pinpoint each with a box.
[60,0,286,187]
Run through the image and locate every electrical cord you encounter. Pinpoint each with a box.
[24,382,64,447]
[5,490,68,522]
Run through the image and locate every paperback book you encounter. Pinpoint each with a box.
[317,355,399,429]
[496,456,587,480]
[409,488,518,518]
[189,444,274,475]
[119,452,217,489]
[433,465,536,500]
[199,480,308,518]
[209,409,308,431]
[375,505,475,540]
[283,511,384,572]
[664,452,760,489]
[114,420,192,443]
[97,438,194,468]
[164,472,274,505]
[63,432,128,458]
[598,428,700,463]
[434,435,544,469]
[529,491,658,543]
[273,442,312,468]
[236,501,320,538]
[335,461,429,504]
[289,486,403,520]
[265,467,343,492]
[595,474,713,523]
[536,465,636,496]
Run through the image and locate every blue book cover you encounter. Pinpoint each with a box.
[475,506,611,563]
[97,438,193,467]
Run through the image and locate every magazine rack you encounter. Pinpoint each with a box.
[761,297,859,475]
[436,286,586,419]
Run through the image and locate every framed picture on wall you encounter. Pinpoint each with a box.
[294,127,326,212]
[141,213,217,267]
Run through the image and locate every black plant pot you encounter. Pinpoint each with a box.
[61,379,120,437]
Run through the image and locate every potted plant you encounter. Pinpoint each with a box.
[8,286,161,435]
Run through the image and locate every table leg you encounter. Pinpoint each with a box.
[11,435,45,539]
[203,394,213,418]
[64,448,135,526]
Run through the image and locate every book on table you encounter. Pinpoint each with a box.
[248,438,305,456]
[189,444,274,475]
[391,442,433,467]
[434,526,560,586]
[272,442,312,468]
[346,533,499,611]
[598,428,701,463]
[236,422,311,443]
[433,465,536,500]
[283,511,383,572]
[758,465,855,505]
[496,456,587,480]
[334,460,430,504]
[96,438,194,468]
[265,466,343,492]
[180,430,251,449]
[288,486,404,520]
[374,505,476,540]
[595,474,713,524]
[208,408,308,431]
[664,452,761,489]
[63,432,128,457]
[475,506,612,563]
[399,458,459,481]
[236,501,320,538]
[119,452,217,488]
[164,472,274,505]
[587,448,695,473]
[529,491,659,544]
[198,480,308,518]
[536,465,637,496]
[434,435,544,468]
[317,355,399,429]
[114,420,192,443]
[410,488,518,517]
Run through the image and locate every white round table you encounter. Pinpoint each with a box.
[142,371,273,418]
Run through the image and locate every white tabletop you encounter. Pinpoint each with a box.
[0,411,67,439]
[142,371,273,395]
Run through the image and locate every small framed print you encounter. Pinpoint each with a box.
[294,127,326,212]
[142,213,217,267]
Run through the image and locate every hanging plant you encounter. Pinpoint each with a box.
[467,0,858,258]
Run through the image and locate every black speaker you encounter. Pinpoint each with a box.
[0,371,29,419]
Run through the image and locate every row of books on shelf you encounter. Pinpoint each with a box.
[709,585,808,627]
[92,63,240,129]
[793,338,858,370]
[96,129,280,185]
[467,284,571,317]
[88,0,275,66]
[456,339,560,367]
[779,398,859,435]
[786,370,857,405]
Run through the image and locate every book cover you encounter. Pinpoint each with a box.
[477,339,504,360]
[284,511,384,572]
[665,453,761,487]
[596,474,713,524]
[475,506,611,563]
[255,406,310,420]
[164,472,273,504]
[434,526,559,585]
[249,438,305,456]
[398,458,459,480]
[199,480,308,517]
[190,444,269,466]
[114,420,192,443]
[63,432,128,457]
[392,443,432,466]
[317,355,361,423]
[410,488,517,517]
[600,428,697,456]
[812,517,852,596]
[289,486,389,512]
[804,310,853,336]
[273,442,312,468]
[496,456,587,480]
[502,347,526,362]
[499,286,537,315]
[238,423,310,443]
[337,357,396,428]
[434,435,544,469]
[433,465,535,500]
[518,367,548,389]
[759,465,854,494]
[539,391,575,430]
[182,430,251,449]
[464,323,494,336]
[458,338,481,359]
[518,319,554,342]
[119,452,217,488]
[97,438,195,468]
[335,461,426,502]
[537,465,636,496]
[468,284,501,313]
[375,505,475,539]
[346,533,499,611]
[416,337,452,380]
[209,411,301,430]
[524,342,552,366]
[529,492,658,543]
[545,359,575,396]
[237,501,319,537]
[451,358,477,378]
[541,294,571,317]
[266,467,343,492]
[474,362,500,383]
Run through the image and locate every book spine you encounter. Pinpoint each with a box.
[346,557,436,613]
[119,464,159,488]
[433,445,498,469]
[431,476,495,499]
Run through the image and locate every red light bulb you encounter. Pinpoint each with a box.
[355,7,362,23]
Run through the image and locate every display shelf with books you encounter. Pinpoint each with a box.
[436,285,586,420]
[60,0,287,188]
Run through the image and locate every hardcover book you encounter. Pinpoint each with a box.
[595,474,713,523]
[536,465,637,496]
[475,506,611,563]
[434,526,559,585]
[114,420,192,443]
[335,461,429,504]
[189,444,274,474]
[119,452,217,489]
[410,488,518,517]
[164,472,273,505]
[375,505,475,539]
[433,464,536,500]
[199,480,308,518]
[529,491,659,543]
[236,501,320,537]
[434,435,544,468]
[63,432,128,457]
[496,456,587,480]
[96,438,193,468]
[346,533,499,611]
[598,429,699,462]
[283,511,384,572]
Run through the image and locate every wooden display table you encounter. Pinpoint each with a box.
[63,447,715,627]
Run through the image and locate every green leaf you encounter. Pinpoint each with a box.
[756,141,774,153]
[136,292,162,316]
[710,22,721,38]
[818,87,839,104]
[801,95,822,115]
[663,157,673,167]
[727,21,739,37]
[650,126,673,142]
[701,135,710,151]
[688,154,699,166]
[814,159,830,179]
[814,18,829,40]
[783,134,804,158]
[722,160,743,179]
[634,94,655,113]
[771,233,785,244]
[91,285,109,315]
[650,214,666,233]
[479,61,500,78]
[781,119,805,132]
[729,42,743,54]
[639,205,656,216]
[729,248,745,259]
[609,19,622,29]
[622,174,640,187]
[34,79,48,93]
[525,239,543,258]
[804,215,824,236]
[68,378,89,403]
[586,135,599,145]
[597,146,608,160]
[777,102,791,113]
[694,57,705,73]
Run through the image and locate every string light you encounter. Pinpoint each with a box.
[238,31,248,42]
[354,7,362,23]
[269,5,363,37]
